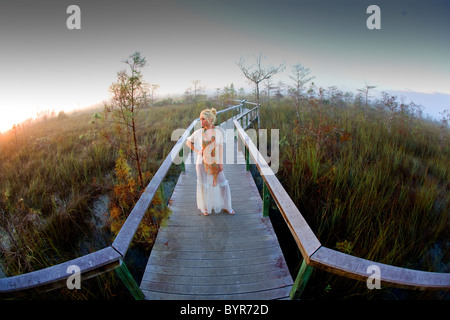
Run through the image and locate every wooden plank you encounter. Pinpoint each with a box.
[310,246,450,290]
[155,232,276,246]
[152,226,269,239]
[142,269,290,287]
[141,277,293,295]
[151,238,281,253]
[147,252,288,268]
[142,286,291,300]
[143,262,290,279]
[149,244,286,261]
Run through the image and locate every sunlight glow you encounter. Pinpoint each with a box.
[0,110,29,134]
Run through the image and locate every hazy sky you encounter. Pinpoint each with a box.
[0,0,449,132]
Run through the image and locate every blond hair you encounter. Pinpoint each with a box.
[200,108,217,125]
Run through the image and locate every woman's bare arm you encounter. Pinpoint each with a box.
[186,140,201,155]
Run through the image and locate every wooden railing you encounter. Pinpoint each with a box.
[233,111,450,299]
[0,100,248,299]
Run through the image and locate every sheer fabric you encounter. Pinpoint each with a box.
[187,127,233,213]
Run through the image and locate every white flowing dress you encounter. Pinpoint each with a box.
[187,127,233,214]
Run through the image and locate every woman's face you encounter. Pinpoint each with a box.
[200,115,210,128]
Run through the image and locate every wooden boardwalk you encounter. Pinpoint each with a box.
[140,117,293,300]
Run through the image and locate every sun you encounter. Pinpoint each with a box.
[0,107,35,134]
[0,115,14,134]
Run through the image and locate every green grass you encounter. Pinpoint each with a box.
[261,97,449,299]
[0,102,205,298]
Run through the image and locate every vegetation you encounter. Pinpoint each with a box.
[259,86,449,299]
[104,51,149,189]
[0,101,206,299]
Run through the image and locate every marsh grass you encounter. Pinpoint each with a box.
[261,97,449,298]
[0,102,206,298]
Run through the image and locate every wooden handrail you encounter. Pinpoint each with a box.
[0,247,121,295]
[310,247,450,290]
[233,117,450,291]
[217,99,246,114]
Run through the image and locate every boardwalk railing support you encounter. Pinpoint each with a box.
[289,259,314,300]
[179,148,185,172]
[115,259,145,300]
[159,183,167,208]
[263,182,270,217]
[245,145,250,171]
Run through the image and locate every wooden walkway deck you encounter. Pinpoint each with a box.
[140,117,293,300]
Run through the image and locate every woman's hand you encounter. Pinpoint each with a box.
[218,164,223,172]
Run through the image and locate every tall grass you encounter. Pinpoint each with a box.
[0,102,205,296]
[262,96,449,299]
[1,111,114,275]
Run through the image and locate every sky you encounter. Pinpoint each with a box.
[0,0,449,132]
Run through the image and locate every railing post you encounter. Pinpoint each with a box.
[262,181,270,217]
[115,259,145,300]
[159,183,167,208]
[289,259,314,300]
[179,148,185,172]
[257,103,261,131]
[245,145,250,171]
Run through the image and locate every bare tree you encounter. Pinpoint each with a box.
[381,91,399,133]
[237,54,284,128]
[104,51,148,189]
[192,80,203,99]
[440,109,450,127]
[263,78,275,105]
[357,82,377,107]
[288,63,315,123]
[184,80,205,102]
[149,84,160,105]
[357,82,377,120]
[220,83,237,106]
[274,81,286,101]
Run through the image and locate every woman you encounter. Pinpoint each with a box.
[186,108,235,216]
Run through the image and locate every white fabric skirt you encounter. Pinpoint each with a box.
[196,164,233,213]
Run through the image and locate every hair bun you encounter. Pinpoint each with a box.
[211,108,217,115]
